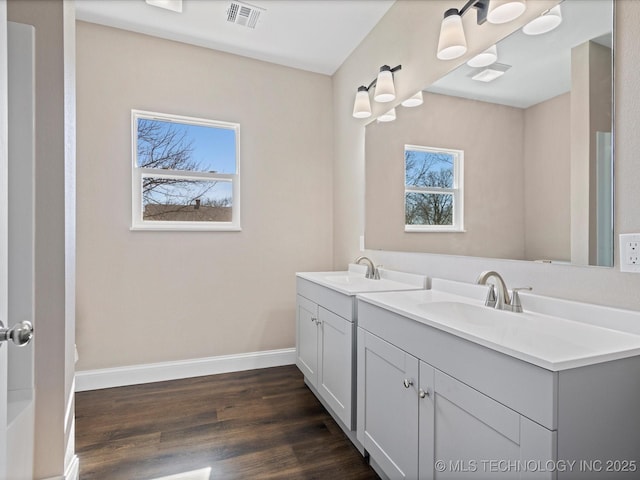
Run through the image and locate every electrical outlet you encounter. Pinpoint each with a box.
[619,234,640,273]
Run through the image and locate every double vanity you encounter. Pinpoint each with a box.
[295,263,427,443]
[296,264,640,479]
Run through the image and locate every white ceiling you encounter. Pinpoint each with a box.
[75,0,395,75]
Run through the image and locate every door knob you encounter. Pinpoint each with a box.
[0,320,34,347]
[419,388,430,398]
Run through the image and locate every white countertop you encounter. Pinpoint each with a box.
[296,266,426,296]
[357,287,640,371]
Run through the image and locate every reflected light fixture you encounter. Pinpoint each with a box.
[466,44,498,68]
[377,108,397,123]
[352,64,402,119]
[437,0,526,61]
[523,5,562,35]
[145,0,183,13]
[401,91,424,108]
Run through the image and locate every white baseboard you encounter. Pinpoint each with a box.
[65,455,79,480]
[75,348,296,392]
[41,455,79,480]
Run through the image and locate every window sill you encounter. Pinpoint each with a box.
[131,223,242,232]
[405,226,466,233]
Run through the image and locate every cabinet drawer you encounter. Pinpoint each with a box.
[297,277,354,321]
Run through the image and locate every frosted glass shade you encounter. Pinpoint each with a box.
[145,0,183,12]
[374,67,396,103]
[377,108,396,123]
[352,87,372,119]
[466,44,498,68]
[523,5,562,35]
[487,0,526,24]
[401,91,424,108]
[437,10,467,60]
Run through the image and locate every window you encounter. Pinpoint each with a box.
[404,144,464,232]
[131,110,240,231]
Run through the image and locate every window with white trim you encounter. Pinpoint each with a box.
[131,110,240,231]
[404,144,464,232]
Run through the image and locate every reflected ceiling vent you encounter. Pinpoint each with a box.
[471,63,511,83]
[227,1,265,29]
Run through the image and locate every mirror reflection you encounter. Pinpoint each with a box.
[365,0,613,267]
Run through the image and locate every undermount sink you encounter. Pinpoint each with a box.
[322,274,364,285]
[357,280,640,371]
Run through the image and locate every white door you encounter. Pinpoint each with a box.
[1,4,36,478]
[1,3,10,475]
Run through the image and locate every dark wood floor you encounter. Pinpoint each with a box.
[76,365,379,480]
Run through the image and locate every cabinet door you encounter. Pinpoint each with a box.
[296,295,318,384]
[432,370,555,480]
[317,306,353,428]
[360,330,419,480]
[419,361,436,480]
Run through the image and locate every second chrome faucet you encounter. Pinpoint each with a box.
[355,256,380,280]
[476,270,531,313]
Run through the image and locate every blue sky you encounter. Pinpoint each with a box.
[186,123,237,174]
[145,118,237,174]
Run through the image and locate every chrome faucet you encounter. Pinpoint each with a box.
[476,270,531,313]
[355,256,380,280]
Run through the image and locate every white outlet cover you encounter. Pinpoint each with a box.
[619,233,640,273]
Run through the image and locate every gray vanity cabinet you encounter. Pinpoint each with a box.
[357,296,640,480]
[358,328,554,480]
[296,278,355,429]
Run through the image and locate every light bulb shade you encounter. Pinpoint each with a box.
[401,91,424,108]
[522,5,562,35]
[377,108,396,123]
[352,86,372,119]
[374,66,396,103]
[487,0,526,24]
[437,9,467,60]
[466,44,498,68]
[145,0,183,12]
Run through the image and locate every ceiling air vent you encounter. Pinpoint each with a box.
[227,1,265,29]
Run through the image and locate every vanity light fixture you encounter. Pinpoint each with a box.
[522,5,562,35]
[353,86,372,118]
[145,0,183,13]
[486,0,526,24]
[466,44,498,68]
[352,64,402,119]
[377,108,397,123]
[401,91,424,108]
[437,0,526,61]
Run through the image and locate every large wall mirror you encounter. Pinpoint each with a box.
[365,0,614,267]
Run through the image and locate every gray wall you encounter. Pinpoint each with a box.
[75,22,334,371]
[365,92,526,259]
[524,92,571,262]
